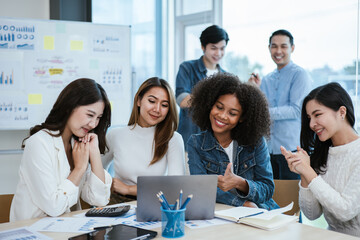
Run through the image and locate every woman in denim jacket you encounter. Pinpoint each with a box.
[188,73,278,209]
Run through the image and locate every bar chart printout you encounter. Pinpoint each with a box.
[0,70,14,85]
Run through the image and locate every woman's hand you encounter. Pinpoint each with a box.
[280,146,317,187]
[218,163,249,193]
[72,140,90,172]
[79,133,105,183]
[112,178,137,196]
[280,146,310,175]
[79,133,100,159]
[68,140,89,186]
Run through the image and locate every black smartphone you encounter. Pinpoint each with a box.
[68,224,157,240]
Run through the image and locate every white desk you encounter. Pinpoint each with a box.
[0,202,358,240]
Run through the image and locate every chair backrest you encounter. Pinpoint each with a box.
[0,194,14,223]
[273,180,300,216]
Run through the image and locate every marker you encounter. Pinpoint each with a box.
[180,194,193,209]
[249,73,257,78]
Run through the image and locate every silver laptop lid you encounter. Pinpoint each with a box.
[136,175,217,222]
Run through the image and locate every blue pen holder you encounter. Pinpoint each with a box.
[161,206,186,238]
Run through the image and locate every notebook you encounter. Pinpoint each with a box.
[136,175,217,222]
[214,202,298,230]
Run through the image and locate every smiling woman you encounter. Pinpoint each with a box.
[281,82,360,237]
[10,78,112,222]
[102,77,185,204]
[187,73,278,210]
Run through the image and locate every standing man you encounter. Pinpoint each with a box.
[176,25,229,148]
[249,29,311,179]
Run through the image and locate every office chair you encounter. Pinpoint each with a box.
[273,180,300,216]
[0,194,14,223]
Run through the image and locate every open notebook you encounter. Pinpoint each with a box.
[215,202,298,230]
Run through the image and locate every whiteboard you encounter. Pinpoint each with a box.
[0,17,132,130]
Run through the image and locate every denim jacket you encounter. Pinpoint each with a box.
[187,130,278,210]
[175,56,225,148]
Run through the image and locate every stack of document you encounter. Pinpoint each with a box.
[214,202,298,230]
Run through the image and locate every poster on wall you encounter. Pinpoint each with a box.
[0,17,132,130]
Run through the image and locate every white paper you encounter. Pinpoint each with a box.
[0,227,52,240]
[74,204,162,230]
[250,202,294,220]
[29,217,111,233]
[185,218,231,229]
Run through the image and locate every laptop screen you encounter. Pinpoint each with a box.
[136,175,217,222]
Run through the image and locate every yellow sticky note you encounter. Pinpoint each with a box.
[110,101,113,110]
[49,68,64,75]
[28,94,42,105]
[44,36,54,50]
[70,40,83,51]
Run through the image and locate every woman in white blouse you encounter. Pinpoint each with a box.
[102,77,185,202]
[10,78,112,221]
[281,82,360,237]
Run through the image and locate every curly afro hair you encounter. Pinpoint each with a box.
[189,73,270,146]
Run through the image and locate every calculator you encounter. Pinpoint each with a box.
[85,205,131,217]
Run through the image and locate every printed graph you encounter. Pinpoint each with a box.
[0,70,14,85]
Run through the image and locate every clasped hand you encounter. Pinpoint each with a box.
[72,133,99,170]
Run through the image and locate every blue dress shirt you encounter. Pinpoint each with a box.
[260,61,312,154]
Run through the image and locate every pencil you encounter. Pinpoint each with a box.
[180,194,193,209]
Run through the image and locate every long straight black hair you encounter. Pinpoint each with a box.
[300,82,355,174]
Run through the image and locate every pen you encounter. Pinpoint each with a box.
[131,233,150,240]
[237,211,264,222]
[180,194,193,209]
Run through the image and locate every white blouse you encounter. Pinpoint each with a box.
[102,124,185,185]
[10,130,112,221]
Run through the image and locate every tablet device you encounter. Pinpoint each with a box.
[137,175,217,221]
[68,224,157,240]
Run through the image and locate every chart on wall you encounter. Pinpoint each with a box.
[0,17,131,130]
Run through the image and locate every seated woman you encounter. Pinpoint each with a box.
[188,73,278,209]
[102,77,185,202]
[10,78,112,221]
[281,82,360,237]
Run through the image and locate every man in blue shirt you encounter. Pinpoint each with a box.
[176,25,229,148]
[249,29,312,179]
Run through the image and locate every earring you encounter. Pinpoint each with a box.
[342,116,344,120]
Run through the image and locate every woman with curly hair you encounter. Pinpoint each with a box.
[188,73,278,209]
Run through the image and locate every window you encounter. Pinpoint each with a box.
[222,0,359,129]
[92,0,164,94]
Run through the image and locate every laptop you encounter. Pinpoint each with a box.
[136,175,217,222]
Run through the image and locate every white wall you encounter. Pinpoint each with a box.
[0,0,49,194]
